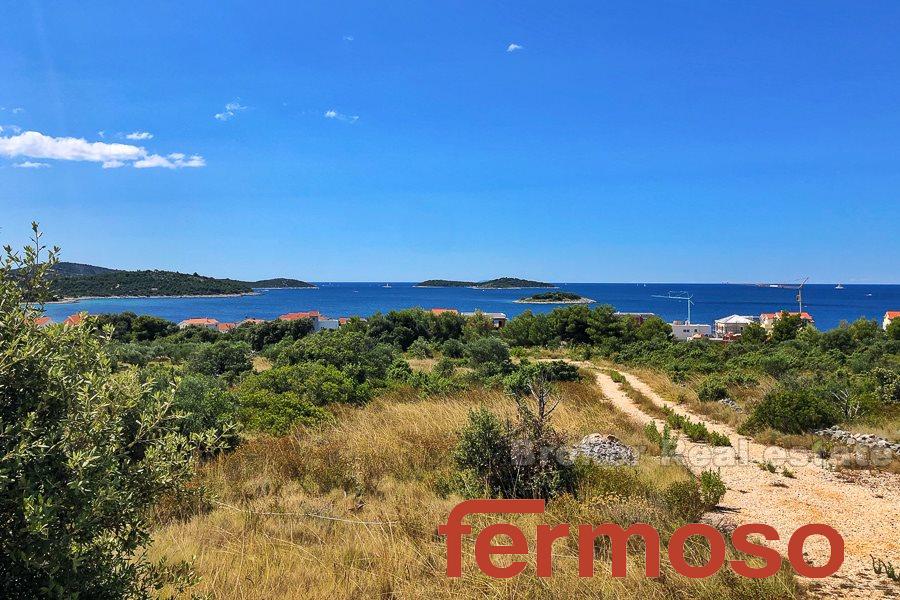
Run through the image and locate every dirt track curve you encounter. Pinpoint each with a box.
[577,362,900,599]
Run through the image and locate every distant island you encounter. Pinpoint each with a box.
[42,262,315,300]
[416,277,555,289]
[516,291,596,304]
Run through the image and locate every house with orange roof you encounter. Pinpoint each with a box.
[63,313,85,326]
[217,322,236,333]
[278,310,320,321]
[177,317,219,330]
[431,308,459,316]
[760,311,814,331]
[884,311,900,330]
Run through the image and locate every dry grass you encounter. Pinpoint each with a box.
[626,366,750,429]
[151,381,799,599]
[251,355,273,372]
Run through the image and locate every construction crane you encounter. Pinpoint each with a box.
[780,277,810,313]
[652,291,695,324]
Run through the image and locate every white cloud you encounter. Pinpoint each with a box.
[0,130,205,170]
[125,131,153,140]
[343,35,354,42]
[13,161,50,169]
[506,43,523,52]
[0,125,22,135]
[324,109,359,123]
[97,130,105,138]
[11,107,24,114]
[133,153,205,169]
[214,100,248,121]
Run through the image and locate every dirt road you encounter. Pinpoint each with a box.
[582,363,900,598]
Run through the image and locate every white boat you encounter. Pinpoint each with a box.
[382,283,391,288]
[835,283,844,290]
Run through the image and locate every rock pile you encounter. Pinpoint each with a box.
[571,433,637,466]
[718,397,743,412]
[814,426,900,458]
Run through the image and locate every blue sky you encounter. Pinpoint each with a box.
[1,1,898,283]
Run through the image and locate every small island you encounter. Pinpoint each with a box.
[416,277,555,289]
[515,291,596,304]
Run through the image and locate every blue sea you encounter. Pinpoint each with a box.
[40,283,900,331]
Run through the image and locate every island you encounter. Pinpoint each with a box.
[515,291,596,304]
[416,277,555,289]
[42,262,315,300]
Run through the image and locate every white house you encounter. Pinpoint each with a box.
[714,314,757,338]
[670,321,711,341]
[314,316,340,332]
[885,311,900,330]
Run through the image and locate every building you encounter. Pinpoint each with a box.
[714,314,757,338]
[216,322,236,333]
[278,310,320,322]
[430,308,459,316]
[759,311,814,331]
[278,310,341,332]
[885,311,900,330]
[239,318,266,326]
[178,317,219,330]
[63,313,85,326]
[614,312,656,324]
[670,321,711,341]
[461,310,507,328]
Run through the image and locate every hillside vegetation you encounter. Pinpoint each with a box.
[40,262,314,298]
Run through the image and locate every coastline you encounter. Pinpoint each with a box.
[46,291,263,304]
[515,297,596,305]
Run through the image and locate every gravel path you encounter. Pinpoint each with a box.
[581,363,900,599]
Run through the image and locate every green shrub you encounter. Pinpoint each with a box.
[663,480,704,521]
[0,226,204,596]
[441,337,465,358]
[744,382,841,434]
[407,337,433,359]
[697,375,728,402]
[465,337,512,377]
[699,470,726,508]
[454,373,576,500]
[188,339,253,383]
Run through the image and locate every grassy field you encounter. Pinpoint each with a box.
[152,381,799,599]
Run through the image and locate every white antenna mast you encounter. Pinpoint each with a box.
[652,291,695,324]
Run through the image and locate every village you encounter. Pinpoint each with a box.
[33,307,900,340]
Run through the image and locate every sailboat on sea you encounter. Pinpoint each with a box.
[835,283,844,290]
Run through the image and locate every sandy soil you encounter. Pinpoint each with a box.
[577,362,900,599]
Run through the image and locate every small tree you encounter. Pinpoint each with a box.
[1,224,206,597]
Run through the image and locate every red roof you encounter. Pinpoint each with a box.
[216,322,236,332]
[431,308,459,315]
[338,317,349,325]
[278,310,320,321]
[180,318,219,326]
[761,311,813,322]
[886,311,900,319]
[63,313,85,326]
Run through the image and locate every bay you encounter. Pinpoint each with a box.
[41,283,900,331]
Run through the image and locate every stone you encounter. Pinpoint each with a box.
[571,433,638,466]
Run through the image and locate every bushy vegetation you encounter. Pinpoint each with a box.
[1,226,208,596]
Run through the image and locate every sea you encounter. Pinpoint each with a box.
[40,283,900,332]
